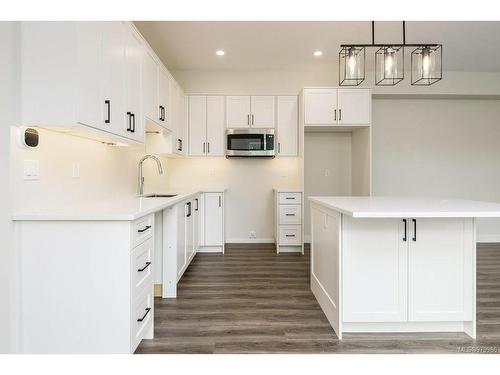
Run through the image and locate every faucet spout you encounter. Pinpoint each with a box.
[138,155,164,196]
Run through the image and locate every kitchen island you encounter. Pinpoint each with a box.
[309,196,500,340]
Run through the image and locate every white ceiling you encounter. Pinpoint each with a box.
[134,21,500,72]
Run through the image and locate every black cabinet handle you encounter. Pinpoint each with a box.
[285,213,295,216]
[131,113,136,133]
[285,234,295,237]
[137,261,151,272]
[177,139,182,152]
[285,197,294,200]
[138,225,151,233]
[186,202,191,217]
[339,109,342,121]
[195,198,199,211]
[334,109,337,121]
[218,195,221,207]
[105,100,111,124]
[403,219,407,242]
[412,219,417,242]
[137,307,151,322]
[159,105,162,121]
[251,114,254,125]
[203,142,205,154]
[278,142,281,154]
[207,142,210,154]
[126,112,132,131]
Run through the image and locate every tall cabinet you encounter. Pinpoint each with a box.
[188,96,225,157]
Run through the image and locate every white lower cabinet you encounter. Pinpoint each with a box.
[15,214,155,353]
[342,216,474,324]
[275,191,303,253]
[200,192,225,253]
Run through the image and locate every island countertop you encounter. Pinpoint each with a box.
[308,196,500,218]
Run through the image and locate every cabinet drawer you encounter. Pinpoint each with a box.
[279,204,302,225]
[279,192,302,205]
[131,238,153,297]
[131,288,153,352]
[132,214,154,247]
[279,225,302,245]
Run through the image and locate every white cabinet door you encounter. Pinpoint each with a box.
[304,89,337,125]
[206,96,225,156]
[250,96,275,128]
[276,96,298,156]
[337,88,371,125]
[142,50,160,124]
[408,218,474,322]
[193,196,201,252]
[186,201,195,264]
[176,202,187,279]
[102,22,126,138]
[342,217,408,322]
[76,22,102,130]
[124,28,144,142]
[226,96,251,128]
[204,193,223,246]
[188,96,207,156]
[158,68,171,130]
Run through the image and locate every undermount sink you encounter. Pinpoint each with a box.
[141,194,178,198]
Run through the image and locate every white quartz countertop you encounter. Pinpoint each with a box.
[12,191,203,221]
[308,196,500,218]
[273,188,303,193]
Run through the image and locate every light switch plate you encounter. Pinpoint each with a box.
[24,160,39,180]
[72,163,80,178]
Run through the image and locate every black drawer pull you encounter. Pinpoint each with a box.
[285,197,295,200]
[285,234,296,237]
[105,100,111,124]
[403,219,407,242]
[138,225,151,233]
[412,219,417,242]
[137,307,151,322]
[137,261,151,272]
[285,213,295,216]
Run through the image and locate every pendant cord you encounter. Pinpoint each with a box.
[403,21,406,46]
[372,21,375,45]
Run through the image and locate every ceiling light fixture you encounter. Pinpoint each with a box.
[339,21,442,86]
[216,50,225,56]
[313,50,323,57]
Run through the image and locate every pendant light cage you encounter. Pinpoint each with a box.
[339,46,365,86]
[375,46,404,86]
[411,45,442,86]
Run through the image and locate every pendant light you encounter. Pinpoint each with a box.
[339,46,365,86]
[339,21,442,87]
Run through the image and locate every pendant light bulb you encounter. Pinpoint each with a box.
[384,48,395,78]
[347,47,357,78]
[422,47,431,79]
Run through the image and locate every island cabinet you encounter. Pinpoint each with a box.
[307,197,493,340]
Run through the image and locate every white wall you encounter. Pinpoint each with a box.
[372,98,500,241]
[0,22,16,353]
[163,157,301,242]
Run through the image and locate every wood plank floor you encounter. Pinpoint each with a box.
[135,243,500,354]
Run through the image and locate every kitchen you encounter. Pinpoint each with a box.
[1,5,500,372]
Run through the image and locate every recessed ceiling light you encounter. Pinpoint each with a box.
[216,50,225,56]
[313,50,323,57]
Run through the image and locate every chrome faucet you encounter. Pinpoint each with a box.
[138,154,164,196]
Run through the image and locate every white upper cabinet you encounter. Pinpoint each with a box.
[304,88,371,127]
[158,68,171,129]
[188,96,207,157]
[102,22,126,138]
[226,96,275,129]
[337,89,371,125]
[226,96,251,128]
[206,96,225,156]
[304,88,337,125]
[276,96,298,156]
[188,96,225,157]
[124,28,144,143]
[76,22,103,130]
[142,50,160,125]
[250,96,275,128]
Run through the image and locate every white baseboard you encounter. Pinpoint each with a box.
[477,235,500,243]
[226,238,275,244]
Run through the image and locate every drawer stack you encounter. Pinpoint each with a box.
[275,191,303,254]
[130,214,154,352]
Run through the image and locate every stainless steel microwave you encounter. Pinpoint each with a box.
[226,128,275,158]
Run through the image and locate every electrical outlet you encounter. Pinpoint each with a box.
[72,163,80,178]
[249,230,256,239]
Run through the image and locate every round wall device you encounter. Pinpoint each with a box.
[24,128,39,148]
